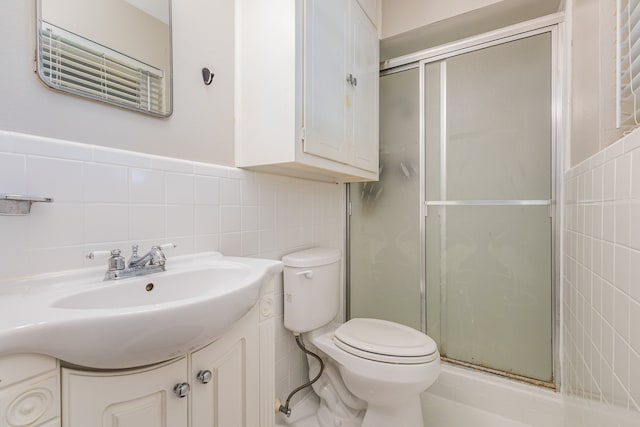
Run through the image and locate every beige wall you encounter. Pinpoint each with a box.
[1,0,234,166]
[380,0,504,38]
[569,0,623,166]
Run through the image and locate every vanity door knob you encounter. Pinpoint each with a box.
[173,382,191,398]
[197,370,213,384]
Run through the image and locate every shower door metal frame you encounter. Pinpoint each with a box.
[347,13,565,389]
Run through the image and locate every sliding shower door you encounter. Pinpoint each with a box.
[424,33,553,382]
[349,28,555,384]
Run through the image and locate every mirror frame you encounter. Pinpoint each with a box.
[35,0,173,118]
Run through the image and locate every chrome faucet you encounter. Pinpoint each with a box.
[128,244,167,269]
[87,243,176,280]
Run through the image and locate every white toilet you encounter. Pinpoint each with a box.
[282,248,440,427]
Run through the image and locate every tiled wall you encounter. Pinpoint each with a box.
[564,128,640,413]
[0,129,344,406]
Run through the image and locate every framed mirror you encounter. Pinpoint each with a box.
[36,0,172,117]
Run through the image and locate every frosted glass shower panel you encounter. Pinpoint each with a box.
[426,205,552,381]
[424,32,554,382]
[350,68,421,330]
[426,34,552,201]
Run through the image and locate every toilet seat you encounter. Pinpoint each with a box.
[333,318,438,364]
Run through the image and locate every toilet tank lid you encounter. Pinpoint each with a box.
[282,247,341,268]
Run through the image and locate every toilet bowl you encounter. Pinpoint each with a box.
[282,248,441,427]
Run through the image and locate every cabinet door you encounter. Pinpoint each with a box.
[61,358,188,427]
[302,0,349,164]
[350,0,379,173]
[0,370,59,427]
[191,309,259,427]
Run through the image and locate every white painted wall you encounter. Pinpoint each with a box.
[380,0,504,38]
[0,0,234,165]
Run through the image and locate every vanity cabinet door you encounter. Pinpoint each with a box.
[61,357,188,427]
[0,355,60,427]
[191,307,259,427]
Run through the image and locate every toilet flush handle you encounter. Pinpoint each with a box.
[295,270,314,279]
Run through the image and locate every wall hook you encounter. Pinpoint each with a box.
[202,68,214,86]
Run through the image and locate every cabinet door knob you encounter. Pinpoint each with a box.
[173,382,191,398]
[352,76,357,86]
[346,73,353,85]
[196,370,213,384]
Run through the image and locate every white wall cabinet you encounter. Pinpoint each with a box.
[236,0,380,183]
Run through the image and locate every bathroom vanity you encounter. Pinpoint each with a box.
[0,253,282,427]
[1,305,274,427]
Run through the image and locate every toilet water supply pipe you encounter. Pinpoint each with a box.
[278,332,325,417]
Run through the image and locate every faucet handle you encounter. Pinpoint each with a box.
[107,249,126,271]
[128,244,141,264]
[86,249,125,271]
[86,250,113,260]
[156,243,177,250]
[148,243,176,266]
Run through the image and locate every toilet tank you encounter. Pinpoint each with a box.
[282,248,342,333]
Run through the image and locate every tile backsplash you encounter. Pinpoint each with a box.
[564,128,640,413]
[0,130,344,279]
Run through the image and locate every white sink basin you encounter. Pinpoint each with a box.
[0,252,282,369]
[53,267,253,309]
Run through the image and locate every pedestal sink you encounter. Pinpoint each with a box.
[0,252,282,369]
